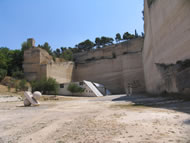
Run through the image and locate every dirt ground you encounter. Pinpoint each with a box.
[0,94,190,143]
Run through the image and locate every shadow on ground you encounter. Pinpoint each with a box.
[111,94,190,115]
[184,119,190,125]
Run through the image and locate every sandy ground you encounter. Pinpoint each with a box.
[0,94,190,143]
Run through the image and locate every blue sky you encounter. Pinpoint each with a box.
[0,0,144,50]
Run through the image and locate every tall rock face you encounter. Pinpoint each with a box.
[143,0,190,94]
[23,38,145,94]
[73,38,145,94]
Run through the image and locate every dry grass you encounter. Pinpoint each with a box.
[0,84,24,96]
[110,103,150,110]
[39,95,77,101]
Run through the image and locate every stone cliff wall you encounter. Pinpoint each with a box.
[23,38,145,94]
[73,38,145,94]
[143,0,190,94]
[74,38,144,63]
[23,48,52,81]
[46,62,74,83]
[23,47,74,83]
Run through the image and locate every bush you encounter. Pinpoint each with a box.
[5,79,29,92]
[67,83,84,93]
[19,79,29,91]
[0,69,7,81]
[12,70,24,79]
[31,77,59,95]
[7,84,11,92]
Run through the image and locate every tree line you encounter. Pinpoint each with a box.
[43,30,144,61]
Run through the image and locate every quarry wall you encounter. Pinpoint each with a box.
[23,38,145,94]
[143,0,190,94]
[23,47,74,83]
[46,62,74,83]
[73,38,145,94]
[23,1,190,95]
[23,48,52,81]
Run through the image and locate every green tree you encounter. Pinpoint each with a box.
[60,47,67,53]
[115,33,122,43]
[31,77,59,95]
[0,48,8,70]
[67,83,84,93]
[135,29,138,38]
[53,48,61,57]
[100,36,114,47]
[95,37,101,48]
[0,47,24,77]
[8,50,23,75]
[123,32,130,40]
[19,79,29,91]
[62,49,73,61]
[39,42,53,56]
[123,32,135,40]
[12,70,24,79]
[71,47,80,54]
[77,39,94,51]
[0,69,7,81]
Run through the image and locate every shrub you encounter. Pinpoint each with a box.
[12,70,24,79]
[19,79,29,91]
[13,81,19,93]
[31,77,59,95]
[7,84,11,92]
[0,69,7,81]
[67,83,84,93]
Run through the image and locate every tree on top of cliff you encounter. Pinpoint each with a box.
[95,37,101,49]
[123,32,135,40]
[135,29,139,38]
[115,33,122,43]
[62,48,73,61]
[38,42,53,56]
[54,48,61,57]
[77,39,95,51]
[95,36,114,48]
[100,36,114,47]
